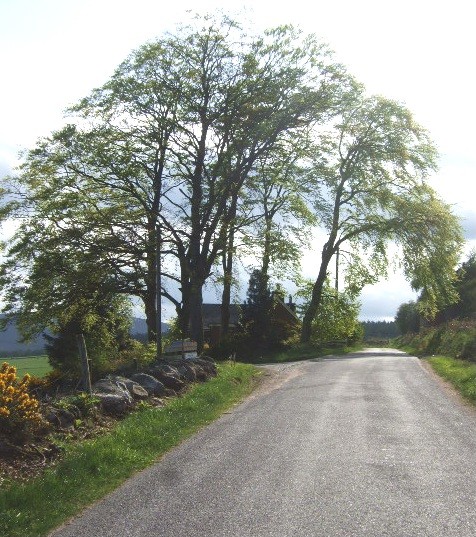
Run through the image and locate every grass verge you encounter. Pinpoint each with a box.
[0,362,261,537]
[250,342,363,364]
[427,356,476,403]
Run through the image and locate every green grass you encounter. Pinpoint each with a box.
[427,356,476,403]
[0,362,261,537]
[2,355,52,378]
[248,342,363,364]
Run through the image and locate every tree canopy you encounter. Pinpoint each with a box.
[299,93,463,342]
[0,14,464,355]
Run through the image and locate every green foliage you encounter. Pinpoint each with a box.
[361,320,399,340]
[1,14,350,349]
[241,269,273,347]
[298,279,362,345]
[54,393,100,417]
[0,13,463,351]
[114,340,157,372]
[437,250,476,321]
[397,319,476,361]
[239,270,298,353]
[160,317,183,351]
[301,92,463,342]
[395,301,421,335]
[243,137,318,281]
[43,296,133,380]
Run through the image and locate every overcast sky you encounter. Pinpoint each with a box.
[1,0,475,321]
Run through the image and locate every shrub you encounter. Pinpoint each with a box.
[396,319,476,361]
[0,362,44,442]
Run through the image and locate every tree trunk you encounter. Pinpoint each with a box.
[221,197,237,337]
[155,224,162,359]
[144,227,158,343]
[301,246,334,343]
[144,290,157,344]
[261,216,272,282]
[221,248,233,337]
[189,280,204,352]
[175,258,191,338]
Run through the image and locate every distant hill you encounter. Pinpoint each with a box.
[0,316,45,356]
[0,315,166,357]
[131,318,169,339]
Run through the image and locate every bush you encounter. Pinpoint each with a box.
[111,340,157,374]
[55,393,100,417]
[397,319,476,361]
[0,362,44,442]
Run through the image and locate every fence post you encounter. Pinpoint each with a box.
[76,333,92,395]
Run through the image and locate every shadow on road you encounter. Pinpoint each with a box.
[319,349,410,361]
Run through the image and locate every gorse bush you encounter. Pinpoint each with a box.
[0,362,44,441]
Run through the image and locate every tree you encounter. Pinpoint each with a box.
[43,297,132,380]
[437,251,476,322]
[219,134,316,336]
[1,17,349,352]
[240,270,297,351]
[395,301,421,335]
[245,134,317,281]
[0,224,133,376]
[241,268,273,348]
[297,279,362,344]
[361,320,399,340]
[300,94,463,342]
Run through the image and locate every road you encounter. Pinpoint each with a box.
[50,349,476,537]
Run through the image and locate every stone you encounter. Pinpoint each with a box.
[177,362,197,383]
[128,383,149,400]
[197,354,215,364]
[131,373,166,397]
[95,393,133,415]
[108,375,149,400]
[150,370,185,392]
[92,378,133,414]
[149,363,181,378]
[190,357,217,377]
[45,407,78,429]
[93,378,131,399]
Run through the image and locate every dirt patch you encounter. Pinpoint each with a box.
[245,362,306,401]
[0,413,117,486]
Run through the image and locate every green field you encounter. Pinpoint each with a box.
[2,355,52,378]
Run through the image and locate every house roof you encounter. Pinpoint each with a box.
[202,304,241,327]
[202,298,300,328]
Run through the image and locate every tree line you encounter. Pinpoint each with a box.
[0,14,463,355]
[396,251,476,335]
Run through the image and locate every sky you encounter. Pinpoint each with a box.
[0,0,475,321]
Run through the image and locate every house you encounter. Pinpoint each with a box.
[202,295,300,347]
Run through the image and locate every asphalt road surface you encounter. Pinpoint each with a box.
[50,349,476,537]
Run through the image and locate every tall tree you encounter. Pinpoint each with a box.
[300,94,463,342]
[241,268,273,349]
[297,279,362,344]
[395,301,421,334]
[245,136,317,282]
[1,17,349,351]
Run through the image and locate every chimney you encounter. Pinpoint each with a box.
[288,295,296,312]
